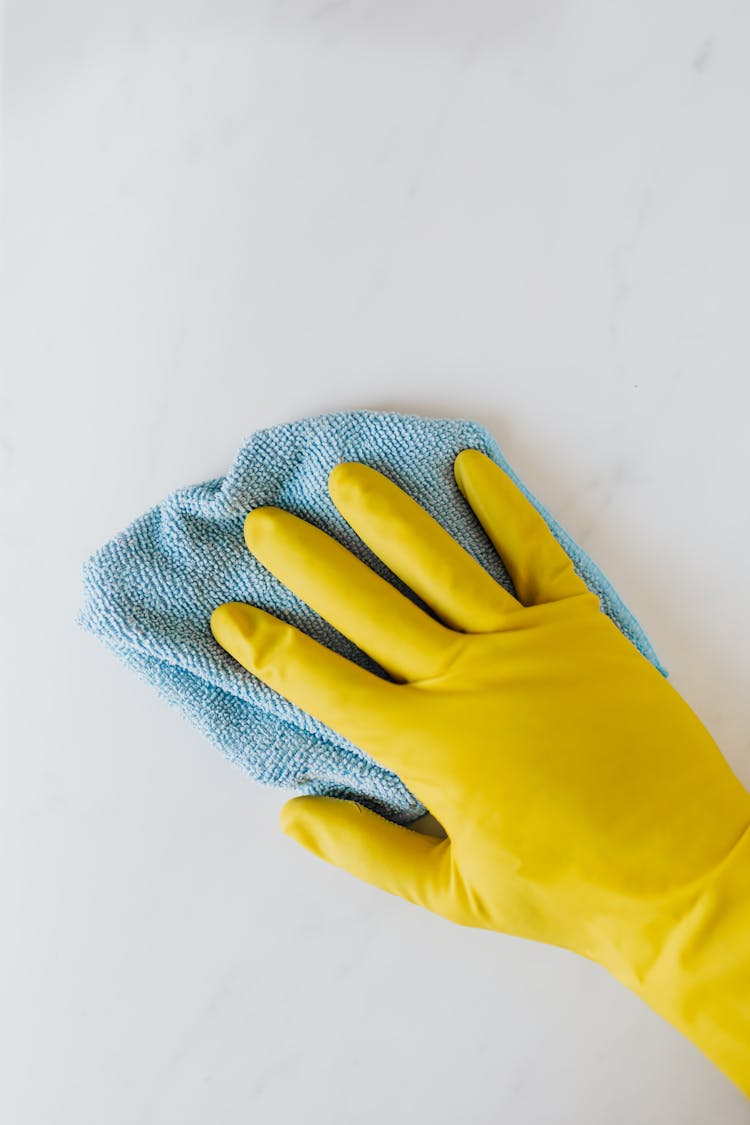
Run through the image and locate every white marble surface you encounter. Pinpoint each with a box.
[4,1,750,1121]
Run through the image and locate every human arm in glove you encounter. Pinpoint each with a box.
[210,449,750,1096]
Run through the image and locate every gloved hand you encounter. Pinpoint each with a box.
[211,450,750,1096]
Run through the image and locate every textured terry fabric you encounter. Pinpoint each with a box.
[77,410,667,825]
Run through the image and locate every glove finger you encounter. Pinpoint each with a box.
[244,507,458,684]
[453,449,589,606]
[328,462,520,634]
[211,602,419,781]
[280,795,454,917]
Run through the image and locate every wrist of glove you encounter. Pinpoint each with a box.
[211,448,750,1097]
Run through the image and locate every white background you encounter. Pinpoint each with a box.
[4,1,750,1121]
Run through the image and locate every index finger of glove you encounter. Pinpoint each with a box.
[210,602,419,783]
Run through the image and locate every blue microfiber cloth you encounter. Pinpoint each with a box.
[77,409,666,825]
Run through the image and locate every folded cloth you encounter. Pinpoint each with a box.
[77,409,666,824]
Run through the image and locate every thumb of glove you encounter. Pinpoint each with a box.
[279,796,453,916]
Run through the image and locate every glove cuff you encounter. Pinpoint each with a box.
[624,823,750,1095]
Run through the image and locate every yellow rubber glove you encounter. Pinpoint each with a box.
[210,450,750,1096]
